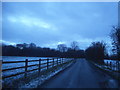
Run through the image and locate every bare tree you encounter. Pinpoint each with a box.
[111,26,120,60]
[29,43,36,48]
[57,44,67,52]
[16,43,33,49]
[70,41,79,51]
[16,44,24,49]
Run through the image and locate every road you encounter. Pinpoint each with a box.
[38,59,118,88]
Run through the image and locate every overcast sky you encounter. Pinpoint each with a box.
[2,2,118,50]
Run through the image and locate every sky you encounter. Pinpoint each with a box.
[2,2,118,50]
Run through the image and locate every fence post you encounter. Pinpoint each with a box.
[39,59,41,73]
[112,62,113,70]
[110,61,112,70]
[53,58,54,67]
[107,61,108,68]
[60,58,62,65]
[60,58,61,65]
[57,58,58,66]
[25,59,28,78]
[47,58,49,70]
[115,61,118,71]
[62,58,64,64]
[118,61,120,72]
[60,58,61,64]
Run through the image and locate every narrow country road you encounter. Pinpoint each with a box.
[38,59,118,88]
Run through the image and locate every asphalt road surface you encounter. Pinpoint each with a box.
[38,59,118,88]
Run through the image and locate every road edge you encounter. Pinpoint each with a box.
[37,59,76,88]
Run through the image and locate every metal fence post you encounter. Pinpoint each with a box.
[39,59,41,73]
[25,59,28,78]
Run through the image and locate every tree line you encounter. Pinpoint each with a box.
[1,41,85,58]
[85,26,120,64]
[1,26,120,64]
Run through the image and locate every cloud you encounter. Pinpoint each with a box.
[2,2,118,49]
[0,40,16,45]
[7,16,57,31]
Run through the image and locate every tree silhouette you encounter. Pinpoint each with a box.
[2,43,85,58]
[111,26,120,60]
[70,41,79,51]
[85,41,106,64]
[57,44,67,52]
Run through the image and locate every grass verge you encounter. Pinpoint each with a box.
[88,60,120,82]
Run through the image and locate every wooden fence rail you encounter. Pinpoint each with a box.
[2,58,72,79]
